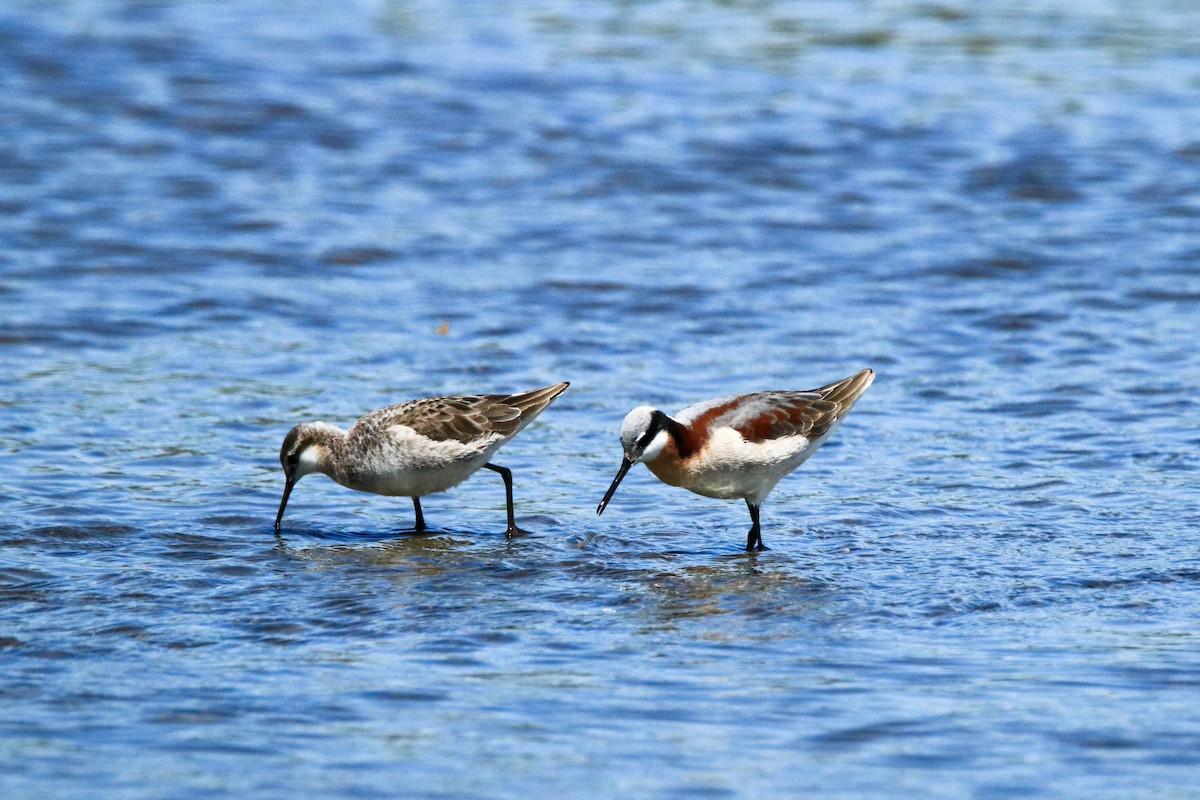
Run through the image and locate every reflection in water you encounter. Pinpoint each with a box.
[637,558,831,624]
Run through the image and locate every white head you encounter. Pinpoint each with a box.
[619,406,671,463]
[597,406,674,516]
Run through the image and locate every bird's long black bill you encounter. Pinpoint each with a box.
[274,478,296,531]
[596,458,633,516]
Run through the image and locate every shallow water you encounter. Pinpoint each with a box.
[3,1,1200,797]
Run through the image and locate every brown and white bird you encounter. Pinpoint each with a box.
[275,383,569,535]
[597,370,873,550]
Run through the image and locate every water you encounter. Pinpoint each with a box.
[2,1,1199,797]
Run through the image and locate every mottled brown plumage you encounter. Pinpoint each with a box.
[275,382,569,535]
[361,384,570,445]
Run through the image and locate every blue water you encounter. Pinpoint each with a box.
[3,1,1200,797]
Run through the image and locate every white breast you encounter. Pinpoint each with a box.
[683,422,838,504]
[336,425,502,496]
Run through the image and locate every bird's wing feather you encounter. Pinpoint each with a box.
[726,392,839,441]
[699,370,875,443]
[357,383,569,444]
[367,396,518,443]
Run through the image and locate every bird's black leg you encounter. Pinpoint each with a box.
[483,463,526,537]
[412,496,426,532]
[745,500,764,551]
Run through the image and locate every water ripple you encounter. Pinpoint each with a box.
[2,1,1200,798]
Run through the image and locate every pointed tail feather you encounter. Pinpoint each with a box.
[818,369,875,415]
[500,382,570,429]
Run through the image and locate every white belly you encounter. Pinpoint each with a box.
[341,455,489,497]
[658,427,835,504]
[333,428,501,497]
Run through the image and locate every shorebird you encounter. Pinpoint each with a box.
[596,369,874,551]
[275,382,569,535]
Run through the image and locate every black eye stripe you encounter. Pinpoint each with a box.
[635,412,665,449]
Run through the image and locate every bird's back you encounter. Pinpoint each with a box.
[350,382,569,445]
[674,369,874,457]
[334,382,569,495]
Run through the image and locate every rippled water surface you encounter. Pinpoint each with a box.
[3,1,1200,797]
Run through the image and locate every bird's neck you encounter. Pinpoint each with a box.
[661,415,698,459]
[305,423,350,475]
[645,428,690,487]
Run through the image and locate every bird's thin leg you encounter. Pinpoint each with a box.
[745,499,764,551]
[412,496,426,532]
[483,463,525,537]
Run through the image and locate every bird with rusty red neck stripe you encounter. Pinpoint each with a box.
[597,369,874,551]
